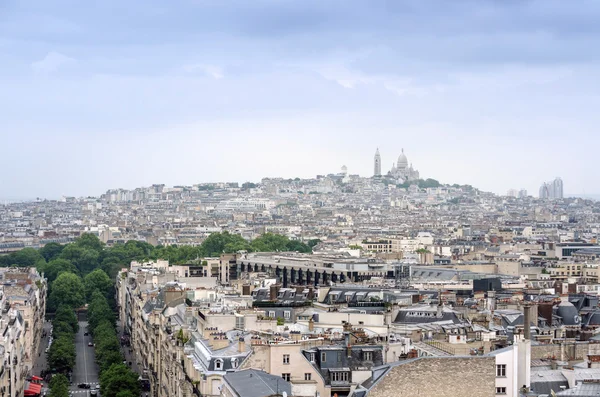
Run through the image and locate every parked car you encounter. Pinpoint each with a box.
[88,342,93,347]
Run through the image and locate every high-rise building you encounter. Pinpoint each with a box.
[518,189,528,198]
[506,189,518,198]
[374,148,381,177]
[553,177,563,199]
[539,178,564,199]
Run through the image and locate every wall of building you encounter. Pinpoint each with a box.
[242,342,330,397]
[367,357,496,397]
[531,342,589,361]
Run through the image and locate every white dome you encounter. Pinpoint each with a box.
[397,149,408,169]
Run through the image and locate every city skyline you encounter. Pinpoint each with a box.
[2,1,600,198]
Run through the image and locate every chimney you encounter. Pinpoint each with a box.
[308,318,314,332]
[238,337,245,353]
[523,304,531,341]
[242,285,251,296]
[345,332,352,358]
[270,284,281,301]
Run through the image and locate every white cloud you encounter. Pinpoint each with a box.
[31,52,76,74]
[182,63,224,79]
[316,64,441,97]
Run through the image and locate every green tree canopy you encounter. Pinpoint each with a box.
[0,247,44,267]
[88,291,115,331]
[59,244,100,275]
[201,231,249,257]
[49,272,85,311]
[47,335,76,374]
[49,374,70,397]
[84,269,113,301]
[41,258,78,285]
[40,242,65,262]
[54,306,79,334]
[99,364,141,397]
[74,233,105,252]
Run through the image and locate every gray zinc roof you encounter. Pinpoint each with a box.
[223,369,291,397]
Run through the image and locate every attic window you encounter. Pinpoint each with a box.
[215,359,223,370]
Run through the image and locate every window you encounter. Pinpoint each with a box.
[231,358,238,369]
[337,351,342,362]
[282,373,291,382]
[496,364,506,377]
[284,311,291,320]
[283,354,290,364]
[308,352,315,362]
[496,387,506,395]
[331,372,349,382]
[235,316,245,329]
[215,359,223,370]
[305,373,312,381]
[321,352,327,362]
[268,311,275,318]
[363,351,373,361]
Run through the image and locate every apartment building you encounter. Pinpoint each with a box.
[0,267,46,397]
[548,263,583,281]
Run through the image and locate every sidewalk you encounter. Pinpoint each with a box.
[32,321,53,395]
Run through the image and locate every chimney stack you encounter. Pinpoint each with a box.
[523,303,531,341]
[238,336,245,353]
[308,318,314,332]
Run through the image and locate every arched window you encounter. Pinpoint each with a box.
[215,359,223,370]
[231,358,238,369]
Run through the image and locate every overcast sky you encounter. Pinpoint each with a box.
[1,0,599,199]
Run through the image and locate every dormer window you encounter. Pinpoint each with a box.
[231,358,238,369]
[215,359,223,370]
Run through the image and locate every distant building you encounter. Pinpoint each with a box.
[373,148,381,177]
[539,177,563,199]
[387,149,420,183]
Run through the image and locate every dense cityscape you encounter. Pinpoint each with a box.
[3,147,600,397]
[4,1,600,397]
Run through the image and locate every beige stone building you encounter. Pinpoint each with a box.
[0,267,47,397]
[241,339,330,397]
[355,356,496,397]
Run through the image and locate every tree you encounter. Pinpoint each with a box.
[285,240,312,253]
[100,364,141,397]
[307,239,321,249]
[88,292,115,331]
[54,306,79,334]
[201,232,249,257]
[40,242,65,262]
[41,259,78,285]
[251,233,290,252]
[49,272,85,311]
[74,233,104,253]
[9,247,44,267]
[84,269,113,301]
[49,374,70,397]
[47,335,76,373]
[99,350,125,373]
[59,244,100,275]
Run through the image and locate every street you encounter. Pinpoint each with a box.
[70,320,100,395]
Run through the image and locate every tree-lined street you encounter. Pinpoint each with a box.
[70,319,100,394]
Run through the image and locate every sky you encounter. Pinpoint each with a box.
[1,0,600,199]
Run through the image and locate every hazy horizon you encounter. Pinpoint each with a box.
[2,1,600,198]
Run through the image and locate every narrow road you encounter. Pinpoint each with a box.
[70,320,100,395]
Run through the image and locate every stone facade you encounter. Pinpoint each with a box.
[531,342,590,361]
[367,357,496,397]
[0,267,47,397]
